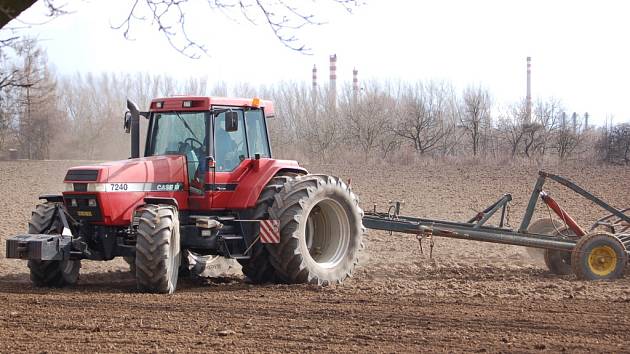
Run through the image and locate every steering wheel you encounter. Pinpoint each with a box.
[179,138,203,153]
[184,137,204,151]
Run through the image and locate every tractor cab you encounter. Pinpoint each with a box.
[127,96,276,210]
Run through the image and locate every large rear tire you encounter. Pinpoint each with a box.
[267,175,365,285]
[135,204,181,294]
[27,203,80,287]
[238,175,294,284]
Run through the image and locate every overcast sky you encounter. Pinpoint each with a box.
[10,0,630,126]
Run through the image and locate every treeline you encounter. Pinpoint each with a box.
[1,39,629,165]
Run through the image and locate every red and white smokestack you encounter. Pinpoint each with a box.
[352,67,358,100]
[526,56,532,124]
[312,64,317,89]
[329,54,337,94]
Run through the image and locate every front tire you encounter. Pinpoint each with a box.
[135,204,181,294]
[268,175,365,285]
[28,259,80,287]
[27,203,80,287]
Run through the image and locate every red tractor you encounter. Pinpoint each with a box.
[6,96,365,293]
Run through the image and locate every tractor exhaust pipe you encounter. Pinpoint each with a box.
[126,99,141,159]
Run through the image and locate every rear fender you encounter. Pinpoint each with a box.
[226,159,307,209]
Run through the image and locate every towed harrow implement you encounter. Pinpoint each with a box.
[364,171,630,280]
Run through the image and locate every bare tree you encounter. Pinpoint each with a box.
[268,81,309,153]
[599,122,630,165]
[496,100,527,157]
[7,39,63,159]
[0,0,68,29]
[0,39,39,90]
[341,83,397,158]
[300,88,340,160]
[530,98,562,156]
[554,112,584,160]
[513,98,563,158]
[458,85,491,156]
[394,82,455,155]
[267,81,340,160]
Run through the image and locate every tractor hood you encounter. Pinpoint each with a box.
[62,155,188,225]
[64,155,187,190]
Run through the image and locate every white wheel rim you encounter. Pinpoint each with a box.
[304,199,351,269]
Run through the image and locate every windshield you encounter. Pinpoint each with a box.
[147,111,209,186]
[149,112,207,155]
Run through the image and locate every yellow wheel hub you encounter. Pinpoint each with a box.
[587,245,617,276]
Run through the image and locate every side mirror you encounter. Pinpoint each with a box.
[123,111,132,133]
[225,111,239,132]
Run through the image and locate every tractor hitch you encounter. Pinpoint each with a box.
[6,234,72,261]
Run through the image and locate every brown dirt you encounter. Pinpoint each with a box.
[1,160,630,353]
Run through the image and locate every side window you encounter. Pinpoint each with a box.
[245,109,271,158]
[214,111,247,172]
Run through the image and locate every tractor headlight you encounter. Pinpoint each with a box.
[88,199,97,207]
[70,199,78,207]
[86,183,107,192]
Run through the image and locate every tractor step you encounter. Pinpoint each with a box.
[217,234,248,259]
[227,254,250,260]
[219,235,244,241]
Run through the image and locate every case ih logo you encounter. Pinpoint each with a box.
[155,183,182,191]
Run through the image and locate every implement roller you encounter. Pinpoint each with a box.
[363,171,630,280]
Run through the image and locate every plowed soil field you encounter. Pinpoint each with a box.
[1,160,629,353]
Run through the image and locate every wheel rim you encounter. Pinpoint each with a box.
[587,245,617,276]
[304,199,351,269]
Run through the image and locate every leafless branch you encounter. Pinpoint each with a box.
[111,0,360,58]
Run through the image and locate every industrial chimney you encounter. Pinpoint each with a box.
[561,112,567,129]
[311,64,318,105]
[329,54,337,106]
[584,112,589,130]
[352,67,358,101]
[526,56,532,124]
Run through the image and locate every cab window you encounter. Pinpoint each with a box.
[245,109,270,157]
[214,111,247,172]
